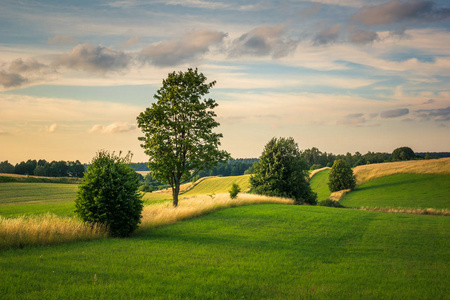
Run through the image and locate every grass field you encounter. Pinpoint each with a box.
[309,169,331,202]
[340,173,450,210]
[1,204,448,299]
[0,183,78,218]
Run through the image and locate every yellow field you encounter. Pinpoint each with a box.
[353,158,450,185]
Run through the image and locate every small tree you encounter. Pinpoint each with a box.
[229,183,241,199]
[328,159,356,192]
[75,150,143,237]
[391,147,415,161]
[250,137,317,205]
[137,68,231,207]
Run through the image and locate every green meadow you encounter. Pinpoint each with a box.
[309,169,331,202]
[340,174,450,209]
[1,205,448,299]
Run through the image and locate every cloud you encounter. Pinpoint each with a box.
[55,43,131,73]
[140,30,226,67]
[352,0,450,26]
[48,36,77,45]
[313,24,342,45]
[422,99,434,104]
[337,112,367,126]
[0,71,27,88]
[348,29,379,44]
[89,122,137,134]
[416,106,450,121]
[47,123,58,133]
[229,25,297,58]
[120,36,141,49]
[380,108,410,118]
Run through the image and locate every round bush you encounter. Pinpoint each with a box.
[75,150,144,237]
[328,159,356,192]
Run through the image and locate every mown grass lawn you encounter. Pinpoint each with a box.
[309,169,331,202]
[1,204,448,299]
[340,174,450,209]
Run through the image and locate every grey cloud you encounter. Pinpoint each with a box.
[416,106,450,121]
[140,30,226,67]
[348,29,379,44]
[0,71,27,88]
[55,43,131,73]
[8,58,47,73]
[423,99,434,104]
[337,113,366,126]
[313,24,341,45]
[48,35,77,45]
[352,0,450,26]
[380,108,410,118]
[229,25,297,58]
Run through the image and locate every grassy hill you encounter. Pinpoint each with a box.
[1,204,448,299]
[340,173,450,210]
[309,168,331,202]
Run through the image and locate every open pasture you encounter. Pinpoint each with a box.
[1,204,448,299]
[340,173,450,210]
[309,168,331,202]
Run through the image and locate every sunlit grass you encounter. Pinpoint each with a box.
[309,168,331,202]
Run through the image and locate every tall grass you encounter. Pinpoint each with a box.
[358,206,450,216]
[353,157,450,185]
[0,193,293,249]
[0,214,108,249]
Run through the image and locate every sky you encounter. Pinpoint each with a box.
[0,0,449,164]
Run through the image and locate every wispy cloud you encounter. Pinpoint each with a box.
[54,43,131,73]
[48,36,77,45]
[314,24,342,45]
[89,122,137,134]
[416,106,450,121]
[140,30,226,67]
[352,0,450,26]
[380,108,410,118]
[229,25,297,58]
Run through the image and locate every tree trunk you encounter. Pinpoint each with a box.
[172,184,179,207]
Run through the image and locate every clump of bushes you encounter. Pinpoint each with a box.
[318,199,345,208]
[75,150,143,237]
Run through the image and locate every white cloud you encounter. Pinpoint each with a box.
[48,123,58,133]
[89,122,137,134]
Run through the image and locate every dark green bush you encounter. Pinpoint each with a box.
[328,159,356,192]
[75,150,143,237]
[250,137,317,205]
[229,183,241,199]
[318,199,345,208]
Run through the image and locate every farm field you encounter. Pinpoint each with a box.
[0,183,78,218]
[340,173,450,209]
[1,204,448,299]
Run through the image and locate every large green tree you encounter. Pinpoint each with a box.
[137,68,230,207]
[250,137,317,205]
[327,159,356,192]
[391,146,415,161]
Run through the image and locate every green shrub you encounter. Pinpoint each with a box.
[318,199,345,208]
[75,150,143,237]
[328,159,356,192]
[229,183,241,199]
[250,137,317,205]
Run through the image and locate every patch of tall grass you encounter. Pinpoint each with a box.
[0,193,293,249]
[0,213,108,249]
[353,157,450,185]
[358,207,450,216]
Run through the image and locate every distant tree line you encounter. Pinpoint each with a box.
[0,159,85,178]
[196,159,259,178]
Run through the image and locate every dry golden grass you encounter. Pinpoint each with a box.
[309,167,330,179]
[0,214,108,249]
[358,206,450,216]
[139,193,294,231]
[353,158,450,185]
[328,189,351,202]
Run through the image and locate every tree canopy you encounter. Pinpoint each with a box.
[137,68,230,206]
[391,147,415,161]
[250,137,317,205]
[327,159,356,192]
